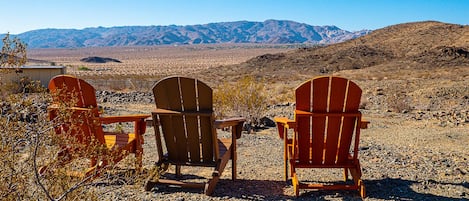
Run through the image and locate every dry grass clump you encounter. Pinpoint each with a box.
[214,76,268,131]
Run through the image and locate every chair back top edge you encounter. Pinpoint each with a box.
[295,76,362,113]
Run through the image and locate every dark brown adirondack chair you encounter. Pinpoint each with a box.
[145,76,245,195]
[274,76,369,197]
[44,75,150,178]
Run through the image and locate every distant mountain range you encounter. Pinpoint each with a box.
[2,20,371,48]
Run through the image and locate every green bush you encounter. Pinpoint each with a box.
[78,66,92,71]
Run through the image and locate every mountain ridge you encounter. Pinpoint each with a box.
[2,20,371,48]
[193,21,469,82]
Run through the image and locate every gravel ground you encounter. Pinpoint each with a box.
[93,103,469,200]
[89,91,469,200]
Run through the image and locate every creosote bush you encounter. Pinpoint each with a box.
[1,33,137,201]
[387,92,413,113]
[214,76,268,131]
[0,33,27,68]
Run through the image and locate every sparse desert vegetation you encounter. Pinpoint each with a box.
[2,21,469,200]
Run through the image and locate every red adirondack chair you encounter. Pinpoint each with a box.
[44,75,150,178]
[275,76,369,197]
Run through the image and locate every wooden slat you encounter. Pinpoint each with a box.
[185,114,200,162]
[295,80,311,164]
[159,115,179,162]
[197,79,212,110]
[324,115,341,165]
[337,81,362,163]
[200,115,214,162]
[310,77,330,164]
[68,77,85,107]
[324,77,347,164]
[310,116,325,164]
[328,77,348,112]
[337,116,356,163]
[312,77,329,113]
[180,78,201,163]
[197,79,214,163]
[172,80,188,162]
[344,80,362,112]
[179,77,198,110]
[104,133,136,149]
[78,79,98,109]
[295,80,311,111]
[296,115,312,164]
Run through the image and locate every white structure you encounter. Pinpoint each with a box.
[1,66,66,88]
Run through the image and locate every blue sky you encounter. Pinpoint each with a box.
[1,0,468,34]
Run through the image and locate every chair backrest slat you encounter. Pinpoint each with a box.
[179,77,201,163]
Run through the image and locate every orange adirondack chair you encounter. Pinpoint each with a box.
[145,76,245,195]
[44,75,150,178]
[274,76,369,197]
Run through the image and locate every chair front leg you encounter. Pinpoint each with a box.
[283,127,289,181]
[134,118,146,172]
[231,123,240,180]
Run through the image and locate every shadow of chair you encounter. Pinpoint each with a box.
[365,177,468,200]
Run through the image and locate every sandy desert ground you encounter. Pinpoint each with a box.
[26,44,469,200]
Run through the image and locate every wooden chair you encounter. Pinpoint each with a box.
[274,76,369,197]
[145,76,245,195]
[44,75,150,178]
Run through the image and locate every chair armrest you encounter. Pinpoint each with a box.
[360,119,370,129]
[152,108,212,116]
[100,114,150,136]
[48,105,95,112]
[273,117,296,129]
[214,117,245,128]
[214,117,245,139]
[99,114,151,124]
[274,117,296,139]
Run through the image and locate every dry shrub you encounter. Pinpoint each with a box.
[214,76,268,130]
[269,84,294,104]
[0,81,139,200]
[387,92,413,113]
[1,33,27,68]
[0,33,135,201]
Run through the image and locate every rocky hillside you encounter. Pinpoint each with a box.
[191,21,469,125]
[198,21,469,82]
[3,20,369,48]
